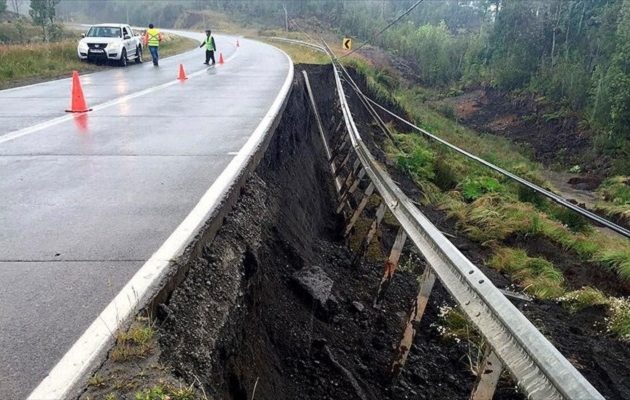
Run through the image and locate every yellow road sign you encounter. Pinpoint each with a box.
[343,37,352,50]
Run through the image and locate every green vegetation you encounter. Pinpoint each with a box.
[0,31,197,89]
[560,287,609,313]
[595,176,630,227]
[111,320,155,362]
[346,57,630,289]
[134,384,195,400]
[559,288,630,340]
[259,39,331,65]
[489,248,564,299]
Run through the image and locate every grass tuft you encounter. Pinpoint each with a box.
[489,248,565,299]
[596,248,630,280]
[111,320,155,362]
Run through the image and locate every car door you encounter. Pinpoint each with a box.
[122,27,132,55]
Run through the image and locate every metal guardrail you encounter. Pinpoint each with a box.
[270,36,605,399]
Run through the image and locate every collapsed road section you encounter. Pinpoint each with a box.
[80,64,627,400]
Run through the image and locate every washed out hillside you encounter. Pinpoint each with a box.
[0,1,629,400]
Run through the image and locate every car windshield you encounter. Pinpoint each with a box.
[86,26,122,38]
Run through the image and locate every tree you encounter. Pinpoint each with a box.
[0,0,7,14]
[29,0,60,41]
[10,0,21,14]
[607,0,630,148]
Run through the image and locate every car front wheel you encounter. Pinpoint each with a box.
[135,46,143,64]
[119,49,128,67]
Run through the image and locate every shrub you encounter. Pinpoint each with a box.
[460,176,503,201]
[396,147,435,181]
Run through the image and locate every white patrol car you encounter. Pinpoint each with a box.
[77,23,143,66]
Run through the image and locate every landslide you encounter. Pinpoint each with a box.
[155,65,508,400]
[81,64,628,400]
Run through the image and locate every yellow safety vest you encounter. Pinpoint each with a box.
[147,28,160,47]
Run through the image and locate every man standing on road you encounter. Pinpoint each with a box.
[144,23,163,66]
[200,30,216,65]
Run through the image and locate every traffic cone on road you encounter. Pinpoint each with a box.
[65,71,91,113]
[178,64,188,80]
[219,52,224,64]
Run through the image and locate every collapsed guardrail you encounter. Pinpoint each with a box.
[275,36,605,399]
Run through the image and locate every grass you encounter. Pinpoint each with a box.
[433,305,486,374]
[559,287,609,313]
[559,288,630,341]
[0,33,197,89]
[488,247,565,300]
[259,39,330,64]
[608,298,630,341]
[134,383,196,400]
[595,176,630,227]
[346,59,630,287]
[110,319,155,362]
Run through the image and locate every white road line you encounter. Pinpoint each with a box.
[26,41,292,400]
[0,44,239,146]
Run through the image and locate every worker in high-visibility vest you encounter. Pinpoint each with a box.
[143,23,163,66]
[199,30,216,65]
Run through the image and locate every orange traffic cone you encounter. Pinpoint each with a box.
[65,71,91,113]
[219,52,224,64]
[178,64,188,80]
[236,39,240,47]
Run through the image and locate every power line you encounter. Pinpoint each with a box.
[341,0,425,58]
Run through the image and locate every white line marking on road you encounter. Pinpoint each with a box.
[0,40,240,146]
[26,39,292,400]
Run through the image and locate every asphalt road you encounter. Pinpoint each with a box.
[0,31,291,399]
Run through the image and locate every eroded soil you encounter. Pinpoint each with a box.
[81,65,630,400]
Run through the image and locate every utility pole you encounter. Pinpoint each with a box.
[282,3,288,32]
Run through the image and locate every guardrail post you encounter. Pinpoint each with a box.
[330,134,349,162]
[391,266,436,378]
[344,182,375,237]
[352,202,387,266]
[333,151,353,177]
[374,227,407,307]
[470,348,504,400]
[337,167,365,214]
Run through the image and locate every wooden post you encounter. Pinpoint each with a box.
[391,267,436,378]
[353,202,386,266]
[374,227,407,306]
[337,168,366,214]
[470,348,504,400]
[333,151,352,177]
[344,182,375,237]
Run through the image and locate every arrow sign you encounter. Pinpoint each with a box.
[343,37,352,50]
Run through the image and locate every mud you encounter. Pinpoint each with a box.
[447,88,610,175]
[82,65,629,400]
[156,65,505,400]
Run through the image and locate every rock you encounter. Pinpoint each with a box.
[352,301,365,313]
[292,265,334,309]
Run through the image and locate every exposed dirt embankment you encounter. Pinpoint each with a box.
[82,65,628,400]
[155,66,495,400]
[447,88,608,176]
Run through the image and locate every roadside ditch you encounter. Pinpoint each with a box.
[80,64,628,400]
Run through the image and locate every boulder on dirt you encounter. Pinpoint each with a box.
[291,265,333,310]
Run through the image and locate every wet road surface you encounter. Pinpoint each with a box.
[0,31,291,399]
